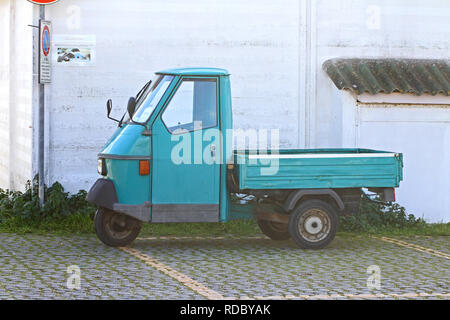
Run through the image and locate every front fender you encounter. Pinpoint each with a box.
[86,179,118,210]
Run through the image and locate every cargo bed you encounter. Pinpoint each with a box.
[234,148,403,190]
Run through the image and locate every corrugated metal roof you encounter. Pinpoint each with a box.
[323,58,450,96]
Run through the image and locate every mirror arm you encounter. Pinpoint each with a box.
[107,114,121,123]
[106,99,121,123]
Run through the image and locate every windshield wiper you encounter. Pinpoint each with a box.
[135,80,152,102]
[117,113,126,128]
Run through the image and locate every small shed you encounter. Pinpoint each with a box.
[323,58,450,222]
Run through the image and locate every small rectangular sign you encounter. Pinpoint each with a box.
[53,35,96,66]
[39,20,51,84]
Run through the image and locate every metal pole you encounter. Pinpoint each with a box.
[38,5,45,207]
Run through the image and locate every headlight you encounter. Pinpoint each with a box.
[97,158,107,176]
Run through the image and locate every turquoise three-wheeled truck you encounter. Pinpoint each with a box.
[87,67,403,249]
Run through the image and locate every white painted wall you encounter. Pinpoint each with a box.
[315,0,450,149]
[357,103,450,223]
[0,0,34,191]
[1,0,448,221]
[44,0,450,222]
[0,0,11,188]
[43,0,302,192]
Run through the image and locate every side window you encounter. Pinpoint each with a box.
[161,78,217,133]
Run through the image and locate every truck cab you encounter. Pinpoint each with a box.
[87,67,403,249]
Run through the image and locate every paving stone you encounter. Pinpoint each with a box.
[0,234,448,300]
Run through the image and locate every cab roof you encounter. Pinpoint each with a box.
[156,67,229,76]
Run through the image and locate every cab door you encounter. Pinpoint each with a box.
[150,77,221,222]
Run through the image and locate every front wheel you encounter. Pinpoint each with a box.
[288,199,338,249]
[94,208,142,247]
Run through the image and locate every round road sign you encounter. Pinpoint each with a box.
[42,25,50,56]
[27,0,59,4]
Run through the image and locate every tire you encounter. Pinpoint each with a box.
[94,208,142,247]
[257,219,290,241]
[288,199,338,249]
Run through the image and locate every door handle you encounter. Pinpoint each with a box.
[210,144,216,160]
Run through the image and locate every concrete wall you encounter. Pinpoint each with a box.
[43,0,449,222]
[44,0,302,192]
[314,0,450,222]
[0,0,34,191]
[314,0,450,148]
[2,0,447,221]
[341,90,450,223]
[0,0,11,188]
[358,102,450,223]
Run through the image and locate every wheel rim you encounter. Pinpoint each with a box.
[297,208,331,242]
[105,213,134,240]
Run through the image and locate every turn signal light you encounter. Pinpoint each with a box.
[139,160,150,176]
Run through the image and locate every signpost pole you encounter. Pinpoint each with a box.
[38,5,45,207]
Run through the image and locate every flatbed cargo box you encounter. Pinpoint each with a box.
[234,148,403,190]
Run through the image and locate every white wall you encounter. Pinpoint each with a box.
[0,0,34,191]
[315,0,450,148]
[0,0,11,189]
[357,103,450,223]
[44,0,302,192]
[3,0,445,222]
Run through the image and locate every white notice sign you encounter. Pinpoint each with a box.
[39,20,51,84]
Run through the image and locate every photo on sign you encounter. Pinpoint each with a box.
[52,34,96,66]
[57,47,92,63]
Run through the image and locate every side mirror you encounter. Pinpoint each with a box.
[106,98,122,126]
[127,97,137,119]
[106,99,113,116]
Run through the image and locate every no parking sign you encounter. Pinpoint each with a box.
[39,20,52,84]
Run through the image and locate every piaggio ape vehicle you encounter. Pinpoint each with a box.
[87,68,403,249]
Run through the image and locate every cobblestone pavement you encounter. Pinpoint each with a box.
[0,233,448,300]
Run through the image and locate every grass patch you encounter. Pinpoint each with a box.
[139,219,261,237]
[1,214,448,238]
[0,214,94,236]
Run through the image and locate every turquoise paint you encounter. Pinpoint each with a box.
[99,123,151,217]
[219,76,233,222]
[105,159,150,208]
[235,149,403,190]
[93,68,403,225]
[100,124,149,156]
[156,67,229,76]
[150,76,221,206]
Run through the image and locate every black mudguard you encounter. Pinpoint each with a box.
[283,188,345,212]
[86,179,118,211]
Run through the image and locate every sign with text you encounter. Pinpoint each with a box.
[39,20,52,84]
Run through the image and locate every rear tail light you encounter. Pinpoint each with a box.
[139,160,150,175]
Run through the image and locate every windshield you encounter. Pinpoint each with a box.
[130,75,174,123]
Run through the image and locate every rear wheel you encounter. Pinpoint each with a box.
[94,208,142,247]
[257,219,290,241]
[288,199,338,249]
